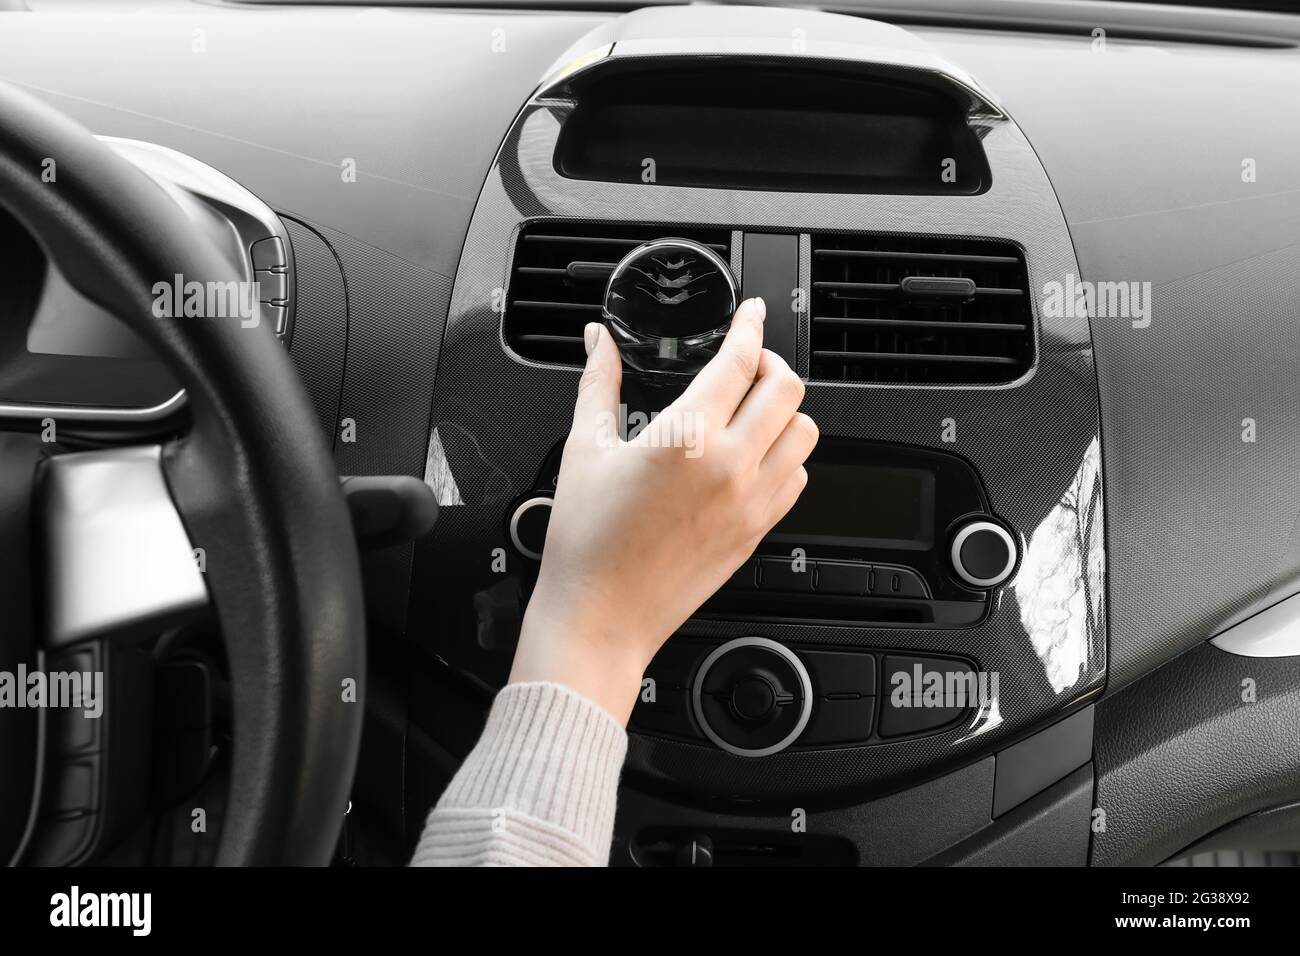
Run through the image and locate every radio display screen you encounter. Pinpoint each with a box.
[768,462,935,550]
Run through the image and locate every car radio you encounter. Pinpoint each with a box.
[506,437,1018,628]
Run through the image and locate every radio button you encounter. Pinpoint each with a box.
[724,558,760,591]
[644,641,703,690]
[795,649,876,697]
[801,696,874,745]
[760,557,814,593]
[871,565,929,599]
[250,236,287,271]
[630,687,696,738]
[815,560,871,596]
[634,643,704,739]
[879,655,976,738]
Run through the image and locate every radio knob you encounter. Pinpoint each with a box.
[507,492,554,561]
[950,519,1018,589]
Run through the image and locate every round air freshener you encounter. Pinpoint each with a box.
[602,237,738,373]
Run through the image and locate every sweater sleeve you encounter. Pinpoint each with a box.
[409,681,628,867]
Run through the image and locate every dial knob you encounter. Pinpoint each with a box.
[950,519,1018,589]
[602,238,737,374]
[507,492,553,561]
[692,637,812,757]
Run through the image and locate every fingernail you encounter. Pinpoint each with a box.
[753,297,767,322]
[584,322,601,355]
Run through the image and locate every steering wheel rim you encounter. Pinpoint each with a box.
[0,81,366,865]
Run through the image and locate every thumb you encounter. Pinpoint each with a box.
[570,322,623,445]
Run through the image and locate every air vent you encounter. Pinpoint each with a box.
[809,235,1033,384]
[505,222,732,366]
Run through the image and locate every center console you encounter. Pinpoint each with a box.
[408,6,1107,864]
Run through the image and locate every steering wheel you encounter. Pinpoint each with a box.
[0,82,365,865]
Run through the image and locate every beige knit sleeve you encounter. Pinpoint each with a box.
[409,681,628,867]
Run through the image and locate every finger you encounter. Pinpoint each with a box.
[727,348,806,457]
[763,465,810,530]
[570,322,623,446]
[761,412,819,478]
[675,297,765,421]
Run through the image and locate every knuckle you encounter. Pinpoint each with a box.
[794,412,819,446]
[715,455,749,494]
[777,368,806,405]
[728,344,760,382]
[576,364,605,398]
[761,346,788,372]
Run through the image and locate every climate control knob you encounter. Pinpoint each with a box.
[949,519,1018,589]
[692,637,812,758]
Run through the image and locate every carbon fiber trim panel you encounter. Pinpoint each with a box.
[410,51,1106,802]
[283,218,347,445]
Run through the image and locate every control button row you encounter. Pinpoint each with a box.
[631,644,977,746]
[250,237,291,336]
[37,644,104,865]
[726,557,929,599]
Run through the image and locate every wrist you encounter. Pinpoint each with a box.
[509,593,653,726]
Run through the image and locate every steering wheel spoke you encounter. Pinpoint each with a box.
[41,444,210,650]
[0,438,216,867]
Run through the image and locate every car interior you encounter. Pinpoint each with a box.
[3,0,1300,870]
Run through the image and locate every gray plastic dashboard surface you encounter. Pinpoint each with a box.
[0,3,605,278]
[1093,643,1300,866]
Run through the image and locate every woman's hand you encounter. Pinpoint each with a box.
[508,297,819,724]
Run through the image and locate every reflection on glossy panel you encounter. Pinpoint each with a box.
[1016,437,1106,695]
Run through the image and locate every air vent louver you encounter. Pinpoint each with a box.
[809,235,1033,384]
[505,222,732,366]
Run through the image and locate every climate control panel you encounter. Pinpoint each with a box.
[634,637,980,755]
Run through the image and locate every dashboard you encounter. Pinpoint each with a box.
[6,0,1300,866]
